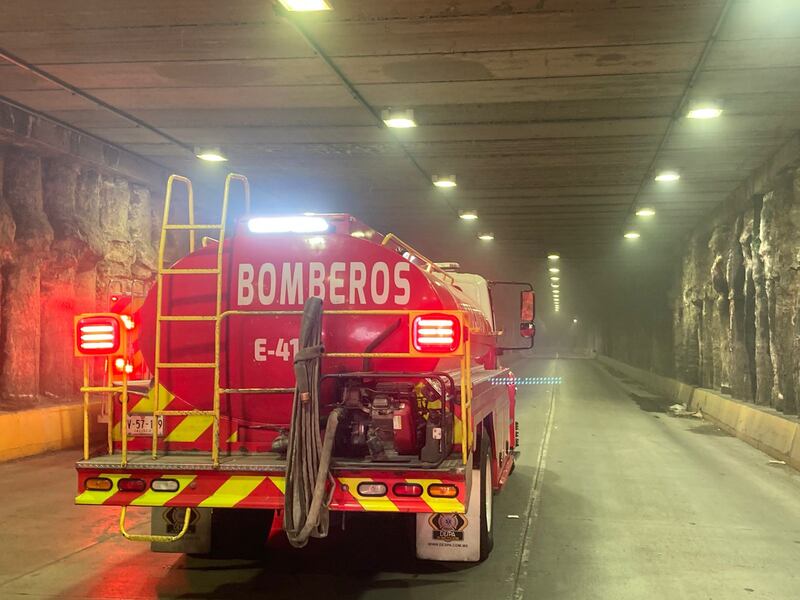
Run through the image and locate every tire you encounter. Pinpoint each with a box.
[210,508,274,558]
[479,433,495,561]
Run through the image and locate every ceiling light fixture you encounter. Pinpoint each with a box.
[459,210,478,220]
[624,232,641,239]
[550,276,560,281]
[195,146,228,162]
[655,171,680,182]
[433,174,457,188]
[636,208,656,217]
[278,0,332,12]
[547,253,560,260]
[687,105,722,119]
[382,108,416,129]
[478,233,494,241]
[549,267,560,273]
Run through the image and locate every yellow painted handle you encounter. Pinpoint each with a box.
[119,505,191,543]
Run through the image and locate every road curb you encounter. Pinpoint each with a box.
[0,401,102,462]
[597,355,800,470]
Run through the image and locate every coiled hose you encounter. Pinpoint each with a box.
[283,297,343,548]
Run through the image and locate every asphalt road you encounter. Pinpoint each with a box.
[1,358,799,599]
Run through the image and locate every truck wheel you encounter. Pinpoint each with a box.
[479,434,495,560]
[210,508,274,558]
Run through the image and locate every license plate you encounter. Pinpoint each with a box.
[127,415,164,436]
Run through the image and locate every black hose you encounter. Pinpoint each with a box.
[283,297,342,548]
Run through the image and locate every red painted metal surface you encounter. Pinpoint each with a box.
[138,220,496,446]
[76,468,467,513]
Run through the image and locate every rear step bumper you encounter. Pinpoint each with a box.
[76,454,467,513]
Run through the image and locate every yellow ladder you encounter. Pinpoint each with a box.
[149,173,250,467]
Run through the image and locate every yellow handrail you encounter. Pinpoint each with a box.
[152,175,197,461]
[211,174,250,466]
[210,307,473,464]
[120,505,191,543]
[79,316,128,463]
[380,233,455,285]
[150,173,250,467]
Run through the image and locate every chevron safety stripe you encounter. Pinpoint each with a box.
[111,384,239,447]
[337,477,400,512]
[129,475,196,506]
[76,471,466,513]
[198,476,265,508]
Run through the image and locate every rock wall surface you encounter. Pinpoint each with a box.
[0,145,162,407]
[600,137,800,415]
[671,173,800,414]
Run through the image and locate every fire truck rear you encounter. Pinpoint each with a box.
[74,174,535,561]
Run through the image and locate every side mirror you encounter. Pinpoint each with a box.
[489,281,535,350]
[520,290,535,338]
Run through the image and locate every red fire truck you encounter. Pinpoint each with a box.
[74,174,534,561]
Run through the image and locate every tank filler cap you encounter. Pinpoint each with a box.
[435,262,461,272]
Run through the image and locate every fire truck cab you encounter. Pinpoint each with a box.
[73,174,535,562]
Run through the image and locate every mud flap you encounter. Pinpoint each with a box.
[415,468,482,562]
[150,507,211,554]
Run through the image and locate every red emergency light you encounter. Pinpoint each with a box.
[74,314,123,356]
[412,313,461,353]
[393,482,423,497]
[117,478,147,492]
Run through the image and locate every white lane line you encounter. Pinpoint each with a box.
[512,360,559,600]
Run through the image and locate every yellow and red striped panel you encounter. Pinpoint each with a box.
[111,384,239,449]
[76,470,466,514]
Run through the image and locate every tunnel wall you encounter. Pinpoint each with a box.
[599,136,800,415]
[594,266,676,377]
[0,145,162,407]
[670,169,800,414]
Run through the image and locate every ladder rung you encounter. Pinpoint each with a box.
[161,268,219,275]
[163,224,222,230]
[157,362,216,369]
[156,410,216,417]
[81,386,125,393]
[159,315,217,322]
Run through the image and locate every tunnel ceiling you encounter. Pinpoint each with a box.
[1,0,800,279]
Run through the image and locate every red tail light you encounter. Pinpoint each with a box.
[75,315,121,356]
[393,483,423,497]
[412,314,461,353]
[117,478,146,492]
